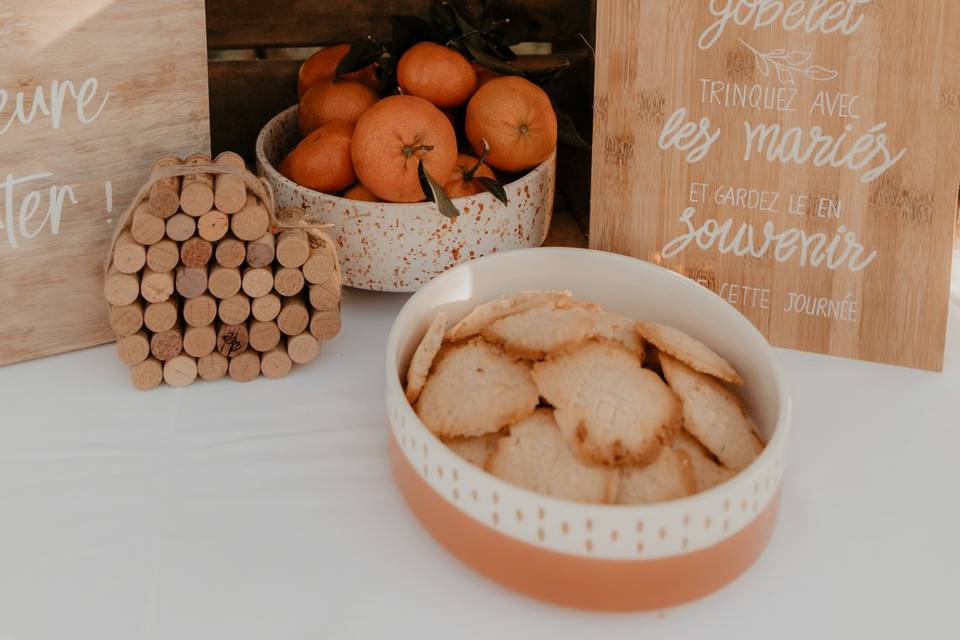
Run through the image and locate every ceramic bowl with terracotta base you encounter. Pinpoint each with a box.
[385,247,790,611]
[256,106,555,292]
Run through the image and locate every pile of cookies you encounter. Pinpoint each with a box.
[405,291,764,505]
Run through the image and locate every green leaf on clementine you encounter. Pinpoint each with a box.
[418,160,461,219]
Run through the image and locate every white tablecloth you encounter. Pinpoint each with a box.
[2,256,958,640]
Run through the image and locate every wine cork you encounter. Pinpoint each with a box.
[130,357,163,390]
[183,293,218,327]
[302,236,337,284]
[218,294,251,325]
[215,236,246,268]
[112,230,146,274]
[131,203,165,245]
[140,268,174,303]
[274,267,305,297]
[197,351,229,381]
[148,156,182,219]
[231,193,270,241]
[144,299,179,333]
[104,267,140,306]
[150,327,183,362]
[146,239,180,273]
[276,229,310,268]
[180,153,215,216]
[242,266,274,298]
[228,351,261,383]
[165,212,196,242]
[208,266,242,299]
[183,324,217,358]
[246,232,276,268]
[308,276,341,311]
[213,151,247,214]
[116,331,151,366]
[217,323,249,357]
[198,209,229,242]
[180,236,213,268]
[163,354,198,388]
[109,301,144,337]
[251,293,282,322]
[309,308,341,340]
[176,265,208,299]
[287,331,320,364]
[260,344,292,380]
[249,319,281,352]
[277,297,309,336]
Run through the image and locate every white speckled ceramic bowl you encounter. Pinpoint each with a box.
[256,106,555,292]
[386,247,791,611]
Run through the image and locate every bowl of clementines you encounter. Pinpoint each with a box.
[256,40,558,292]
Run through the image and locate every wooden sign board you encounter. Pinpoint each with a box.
[0,0,210,365]
[591,0,960,370]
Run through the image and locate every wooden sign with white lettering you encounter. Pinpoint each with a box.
[0,0,209,365]
[590,0,960,370]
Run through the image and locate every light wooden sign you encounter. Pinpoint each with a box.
[591,0,960,370]
[0,0,210,365]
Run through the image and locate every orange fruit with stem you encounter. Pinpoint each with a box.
[465,75,557,172]
[342,183,381,202]
[298,44,378,97]
[298,80,378,135]
[444,153,496,198]
[351,95,458,203]
[397,42,477,109]
[282,123,356,193]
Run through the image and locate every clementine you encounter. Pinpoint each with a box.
[298,80,378,135]
[298,44,378,97]
[444,154,496,198]
[397,42,477,109]
[351,95,458,203]
[465,76,557,172]
[283,122,356,193]
[473,63,501,88]
[342,183,381,202]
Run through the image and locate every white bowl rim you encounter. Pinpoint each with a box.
[255,104,557,210]
[386,246,792,517]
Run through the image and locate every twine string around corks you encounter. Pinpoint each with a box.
[104,161,338,276]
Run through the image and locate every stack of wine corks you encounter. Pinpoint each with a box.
[104,152,342,390]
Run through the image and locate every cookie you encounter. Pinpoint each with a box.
[615,447,697,505]
[673,430,735,492]
[405,311,448,404]
[444,432,502,468]
[532,340,681,466]
[486,409,618,504]
[575,302,645,357]
[636,321,742,385]
[660,355,763,471]
[416,338,539,438]
[445,290,572,342]
[481,305,595,359]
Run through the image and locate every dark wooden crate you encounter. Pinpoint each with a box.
[205,0,594,244]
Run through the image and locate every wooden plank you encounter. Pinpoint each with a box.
[0,0,210,366]
[209,59,299,162]
[206,0,592,49]
[543,199,588,249]
[590,0,960,371]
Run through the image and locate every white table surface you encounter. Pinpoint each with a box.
[2,256,959,640]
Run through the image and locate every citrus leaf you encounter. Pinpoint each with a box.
[335,37,386,80]
[477,176,508,205]
[555,108,590,149]
[418,160,461,219]
[464,42,524,75]
[429,0,459,36]
[390,15,444,53]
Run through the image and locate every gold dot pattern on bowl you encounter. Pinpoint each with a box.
[390,400,785,560]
